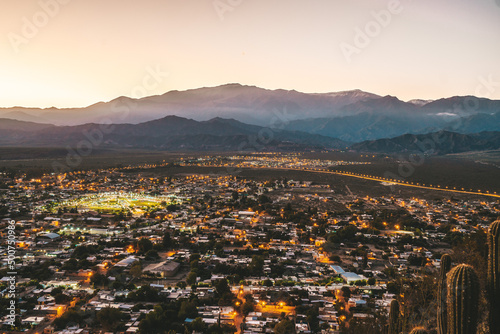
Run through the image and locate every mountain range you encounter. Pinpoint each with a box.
[351,131,500,155]
[0,116,348,151]
[0,115,498,155]
[0,84,499,153]
[0,84,381,126]
[283,95,500,142]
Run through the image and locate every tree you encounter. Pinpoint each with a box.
[186,271,197,286]
[53,309,82,329]
[258,194,272,204]
[97,307,125,331]
[242,300,255,316]
[145,250,159,260]
[341,286,351,300]
[214,279,235,305]
[130,261,142,279]
[139,305,167,334]
[128,285,160,302]
[62,258,78,271]
[167,204,178,212]
[191,317,207,332]
[163,232,173,249]
[90,273,109,288]
[137,238,153,254]
[54,292,71,304]
[232,191,239,201]
[178,300,198,320]
[262,279,273,287]
[215,279,231,297]
[274,319,296,334]
[250,255,264,276]
[329,254,342,262]
[329,225,358,243]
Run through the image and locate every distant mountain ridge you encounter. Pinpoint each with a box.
[350,131,500,155]
[0,115,498,155]
[0,84,381,126]
[0,116,348,151]
[283,95,500,142]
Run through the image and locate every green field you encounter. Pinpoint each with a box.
[45,192,179,215]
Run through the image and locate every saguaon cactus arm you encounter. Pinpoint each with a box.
[446,264,480,334]
[437,254,452,334]
[488,220,500,334]
[388,299,400,334]
[440,254,452,281]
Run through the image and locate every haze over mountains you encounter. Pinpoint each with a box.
[0,84,499,153]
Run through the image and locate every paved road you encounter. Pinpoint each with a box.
[234,165,500,199]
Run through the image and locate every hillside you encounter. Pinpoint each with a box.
[350,131,500,155]
[0,116,348,151]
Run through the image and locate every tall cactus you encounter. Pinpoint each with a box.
[410,327,428,334]
[488,220,500,334]
[388,299,400,334]
[437,254,452,334]
[446,264,479,334]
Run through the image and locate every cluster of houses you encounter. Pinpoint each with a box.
[0,163,498,333]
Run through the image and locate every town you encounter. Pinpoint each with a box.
[0,154,498,334]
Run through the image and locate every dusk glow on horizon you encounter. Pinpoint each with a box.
[1,0,500,108]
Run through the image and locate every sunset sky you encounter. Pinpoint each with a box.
[1,0,500,108]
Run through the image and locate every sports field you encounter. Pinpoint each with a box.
[47,192,179,215]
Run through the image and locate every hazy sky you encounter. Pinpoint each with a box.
[1,0,500,108]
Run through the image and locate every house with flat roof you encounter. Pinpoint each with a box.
[144,261,180,277]
[341,272,365,284]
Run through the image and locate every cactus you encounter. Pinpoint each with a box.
[388,299,400,334]
[410,327,428,334]
[437,254,452,334]
[446,264,479,334]
[488,220,500,334]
